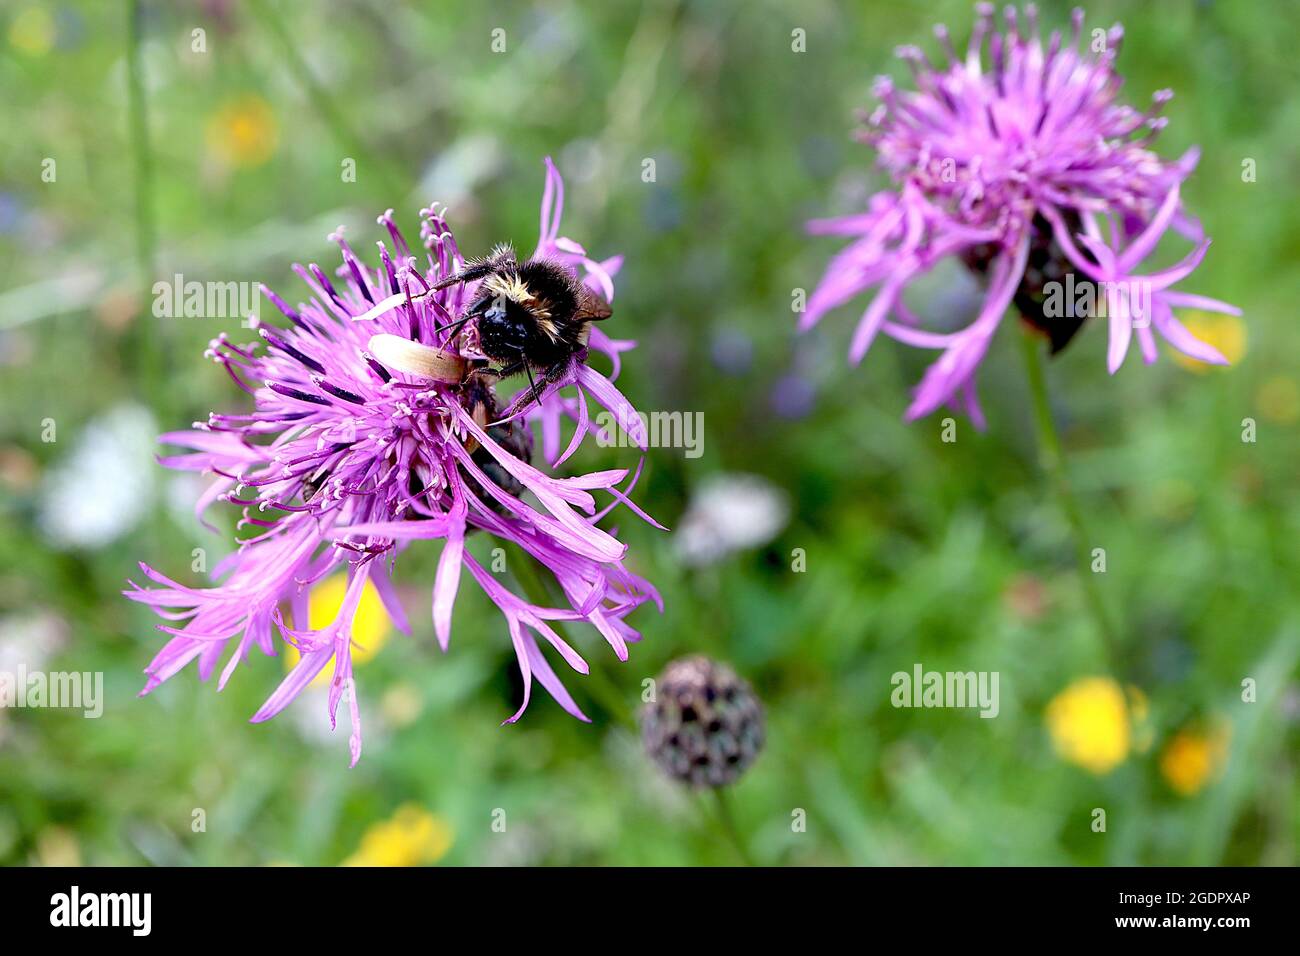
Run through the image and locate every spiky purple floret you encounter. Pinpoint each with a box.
[125,159,663,765]
[804,3,1240,425]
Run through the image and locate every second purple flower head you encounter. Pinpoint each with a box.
[804,3,1241,426]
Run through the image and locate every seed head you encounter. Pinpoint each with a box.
[640,656,764,788]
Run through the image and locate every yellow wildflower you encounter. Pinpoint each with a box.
[285,574,393,686]
[205,95,279,169]
[9,6,55,57]
[343,805,453,867]
[1171,311,1245,372]
[1160,724,1230,796]
[1045,677,1135,775]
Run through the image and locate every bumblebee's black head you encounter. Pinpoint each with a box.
[476,290,535,358]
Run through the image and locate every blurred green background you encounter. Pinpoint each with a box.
[1,0,1297,866]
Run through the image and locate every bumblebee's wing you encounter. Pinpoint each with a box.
[575,287,613,321]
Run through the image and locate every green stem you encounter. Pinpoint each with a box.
[247,0,404,199]
[509,553,632,725]
[126,0,168,410]
[1018,327,1123,672]
[711,788,757,866]
[126,3,154,285]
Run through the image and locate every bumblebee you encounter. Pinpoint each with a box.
[430,244,612,405]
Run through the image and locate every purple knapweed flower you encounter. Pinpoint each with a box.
[803,4,1240,426]
[125,159,663,765]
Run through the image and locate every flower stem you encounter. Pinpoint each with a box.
[1018,327,1123,671]
[125,2,155,288]
[247,0,405,200]
[126,0,169,412]
[508,553,632,725]
[710,787,757,866]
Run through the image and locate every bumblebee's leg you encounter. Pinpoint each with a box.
[503,363,550,413]
[428,246,518,291]
[481,362,532,422]
[523,360,575,409]
[523,364,544,410]
[428,261,495,292]
[541,359,572,388]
